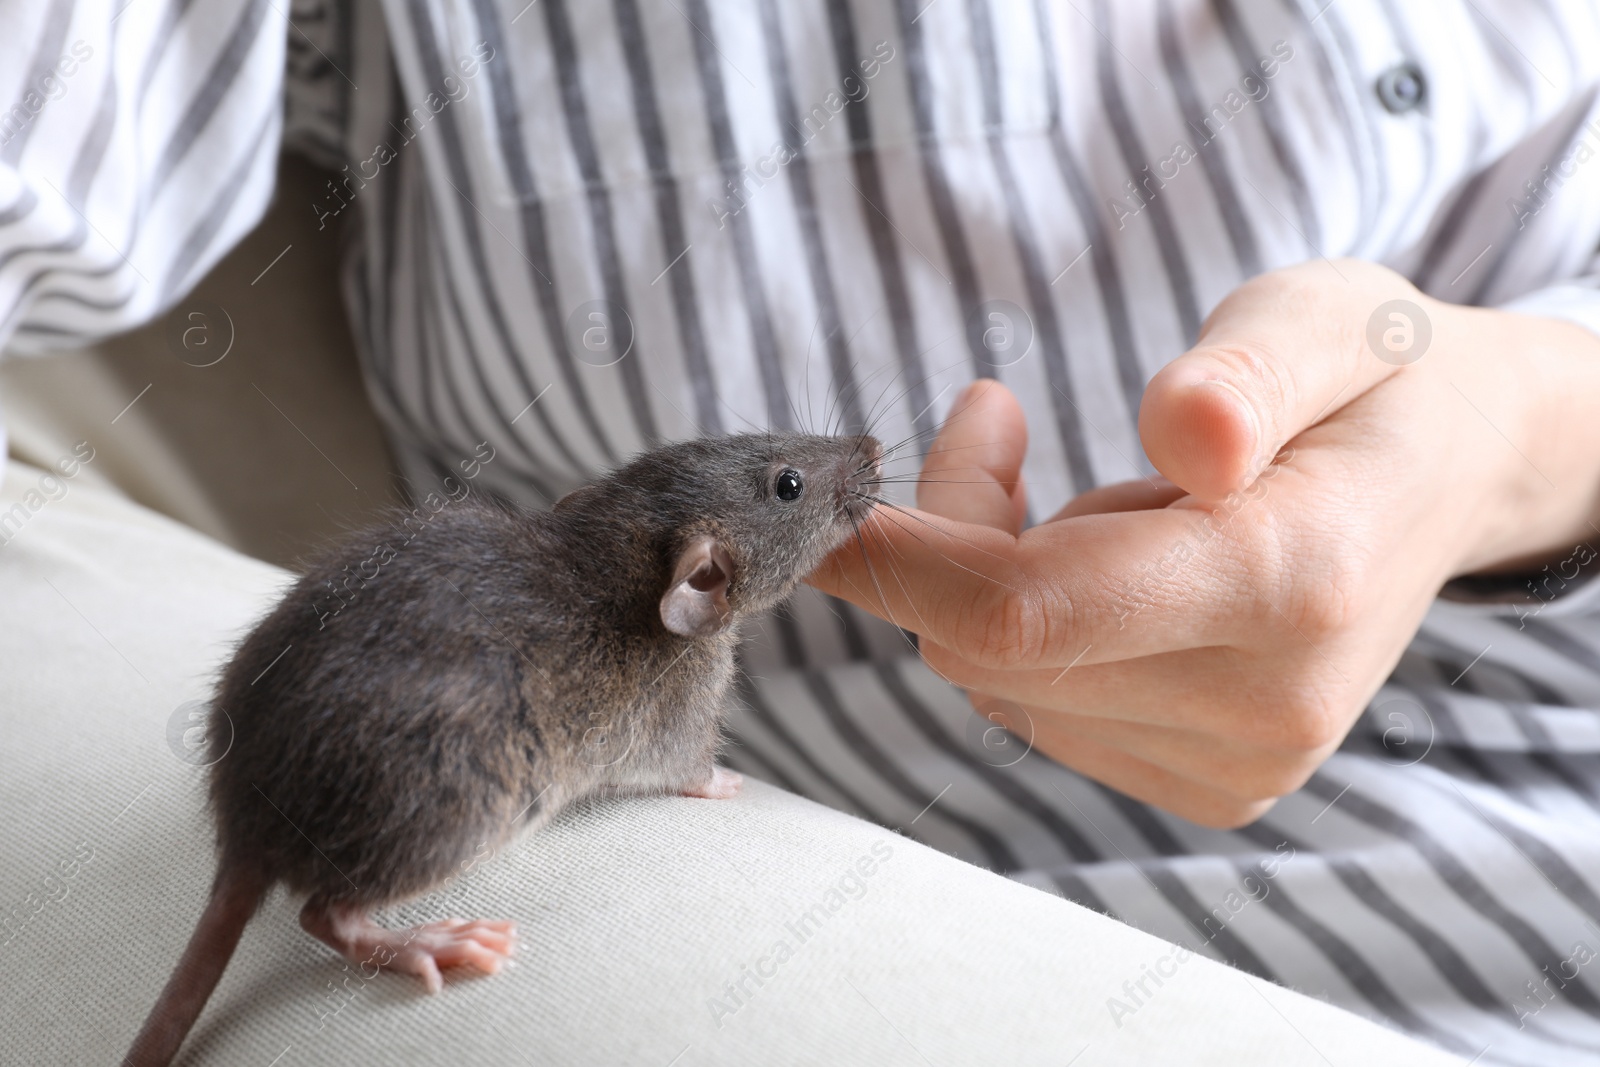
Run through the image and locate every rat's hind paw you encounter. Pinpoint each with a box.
[681,764,743,800]
[302,901,519,995]
[387,918,519,994]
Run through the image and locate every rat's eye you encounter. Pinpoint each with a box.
[775,468,804,501]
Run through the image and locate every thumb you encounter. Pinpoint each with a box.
[917,379,1028,534]
[1139,261,1424,500]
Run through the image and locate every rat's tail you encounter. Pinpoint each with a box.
[122,861,267,1067]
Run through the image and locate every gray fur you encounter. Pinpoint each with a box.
[210,431,880,904]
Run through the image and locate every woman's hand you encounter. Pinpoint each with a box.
[813,259,1600,828]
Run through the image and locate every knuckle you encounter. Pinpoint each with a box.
[1285,547,1366,642]
[1236,266,1337,320]
[1267,688,1348,753]
[963,583,1056,672]
[1239,510,1366,643]
[1225,661,1352,754]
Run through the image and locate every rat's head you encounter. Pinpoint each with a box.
[563,432,881,639]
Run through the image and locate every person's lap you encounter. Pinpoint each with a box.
[722,567,1600,1066]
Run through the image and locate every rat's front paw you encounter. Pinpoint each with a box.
[681,765,743,800]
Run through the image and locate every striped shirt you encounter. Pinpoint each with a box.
[11,0,1600,1062]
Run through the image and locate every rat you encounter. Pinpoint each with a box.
[123,430,882,1067]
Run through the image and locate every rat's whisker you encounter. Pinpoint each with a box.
[826,351,903,437]
[802,313,823,434]
[873,421,949,462]
[858,365,938,442]
[851,494,1018,592]
[854,350,948,434]
[712,388,770,436]
[857,350,985,443]
[859,495,1017,564]
[894,436,1016,460]
[841,358,906,437]
[851,536,900,635]
[867,462,1004,476]
[854,525,963,687]
[847,362,905,434]
[867,477,1013,487]
[784,382,810,439]
[871,414,1009,467]
[850,523,925,656]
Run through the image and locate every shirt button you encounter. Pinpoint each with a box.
[1375,62,1427,114]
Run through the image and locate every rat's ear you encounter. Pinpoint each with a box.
[660,536,735,637]
[553,484,601,512]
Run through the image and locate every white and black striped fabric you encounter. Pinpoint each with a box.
[14,0,1600,1062]
[0,0,286,355]
[325,3,1600,1062]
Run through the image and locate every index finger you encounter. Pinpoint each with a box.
[810,492,1258,671]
